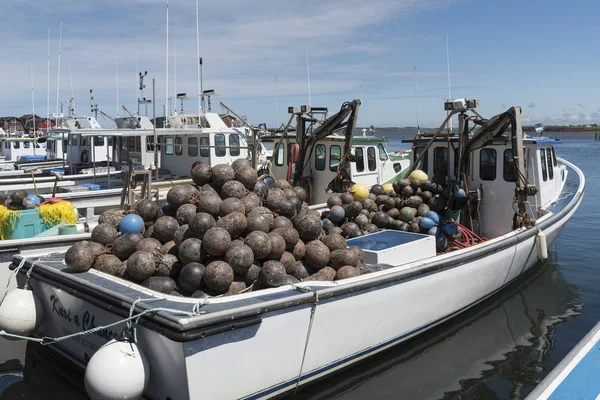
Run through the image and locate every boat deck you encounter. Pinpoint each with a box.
[527,320,600,399]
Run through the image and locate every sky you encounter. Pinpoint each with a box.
[1,0,599,128]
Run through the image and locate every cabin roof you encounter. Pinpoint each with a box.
[260,134,388,143]
[402,135,560,145]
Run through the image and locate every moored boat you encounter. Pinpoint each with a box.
[0,99,584,400]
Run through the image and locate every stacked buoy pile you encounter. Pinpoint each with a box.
[63,160,372,298]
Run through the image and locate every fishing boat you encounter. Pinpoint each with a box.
[0,98,584,400]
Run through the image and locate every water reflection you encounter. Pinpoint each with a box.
[295,250,582,400]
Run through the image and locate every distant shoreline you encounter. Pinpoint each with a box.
[357,126,600,135]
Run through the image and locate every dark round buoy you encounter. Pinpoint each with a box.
[386,208,400,219]
[191,164,212,186]
[260,175,276,189]
[204,261,234,292]
[161,240,177,256]
[327,196,343,209]
[275,179,291,190]
[221,181,247,199]
[288,197,303,215]
[321,218,335,232]
[340,193,354,204]
[134,199,159,222]
[126,251,157,281]
[178,238,206,264]
[329,226,343,236]
[157,203,176,218]
[304,241,330,270]
[271,216,293,230]
[152,216,180,244]
[345,201,363,218]
[258,260,286,288]
[21,198,35,209]
[141,276,177,294]
[136,238,162,255]
[245,263,261,286]
[94,254,123,276]
[246,213,271,233]
[322,233,346,252]
[371,211,389,228]
[354,214,369,228]
[216,211,247,239]
[271,227,299,250]
[292,239,305,260]
[348,246,365,263]
[219,198,245,217]
[225,244,254,275]
[202,227,231,256]
[364,223,379,233]
[65,242,94,272]
[10,190,27,204]
[370,184,384,196]
[335,266,360,281]
[417,204,431,217]
[231,158,252,172]
[196,193,222,217]
[341,222,362,238]
[292,187,307,202]
[402,185,414,197]
[167,184,198,209]
[279,252,296,274]
[88,241,106,257]
[305,266,336,282]
[241,193,261,215]
[91,224,118,246]
[329,249,359,270]
[291,261,310,280]
[253,181,269,200]
[188,212,216,240]
[244,231,271,260]
[111,232,143,260]
[211,164,235,187]
[296,215,323,242]
[178,262,206,294]
[283,275,300,285]
[267,232,286,260]
[225,281,247,296]
[235,166,258,191]
[155,254,181,277]
[173,224,191,247]
[175,204,197,225]
[328,205,345,223]
[361,198,377,212]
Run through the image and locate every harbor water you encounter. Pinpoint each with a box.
[0,132,598,399]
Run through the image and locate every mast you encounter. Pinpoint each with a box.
[306,50,312,106]
[446,33,452,133]
[195,0,202,120]
[31,65,36,139]
[55,21,63,126]
[414,66,420,135]
[47,27,50,131]
[68,61,74,117]
[116,57,119,116]
[275,75,279,128]
[165,0,169,125]
[135,51,139,115]
[174,40,177,113]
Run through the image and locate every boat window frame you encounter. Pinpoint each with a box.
[479,148,497,181]
[94,136,104,147]
[355,147,365,172]
[551,145,558,167]
[414,146,428,172]
[69,134,79,147]
[215,134,226,157]
[540,148,547,182]
[13,141,20,149]
[315,144,326,171]
[330,145,341,172]
[165,137,174,155]
[546,147,554,180]
[274,142,284,166]
[229,134,240,157]
[367,146,377,171]
[188,137,198,157]
[200,137,210,157]
[433,147,449,181]
[503,149,516,182]
[175,136,183,156]
[378,143,388,161]
[23,141,30,149]
[81,136,90,147]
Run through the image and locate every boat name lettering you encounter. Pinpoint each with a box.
[49,295,119,341]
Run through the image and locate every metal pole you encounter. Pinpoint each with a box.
[107,135,110,189]
[153,79,158,181]
[93,135,97,183]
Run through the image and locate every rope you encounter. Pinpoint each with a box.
[551,191,573,206]
[0,258,28,307]
[293,291,319,395]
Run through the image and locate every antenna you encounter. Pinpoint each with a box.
[275,75,279,128]
[46,26,50,131]
[55,21,63,125]
[306,50,312,106]
[116,57,119,116]
[68,61,75,117]
[31,65,36,138]
[174,40,177,114]
[165,0,169,126]
[135,51,139,115]
[195,0,202,119]
[446,33,452,133]
[414,66,421,135]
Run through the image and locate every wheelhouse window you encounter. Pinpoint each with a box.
[94,136,104,146]
[146,136,155,152]
[13,141,19,149]
[34,141,40,148]
[479,149,497,181]
[433,147,448,181]
[330,145,341,172]
[165,137,174,155]
[23,141,30,149]
[378,143,388,161]
[200,137,209,157]
[229,134,240,157]
[355,147,365,172]
[367,147,376,171]
[188,137,198,157]
[81,136,90,147]
[503,149,516,182]
[274,143,284,166]
[551,146,557,167]
[215,134,226,157]
[546,147,554,180]
[315,144,326,171]
[175,136,183,155]
[540,149,547,181]
[69,134,79,146]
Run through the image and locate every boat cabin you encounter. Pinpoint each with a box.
[269,135,409,204]
[404,136,566,238]
[0,138,47,164]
